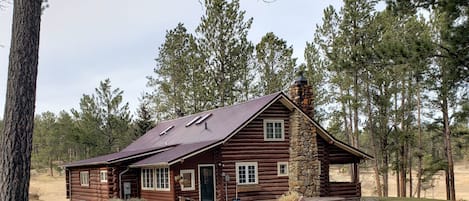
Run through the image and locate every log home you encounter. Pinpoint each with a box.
[64,74,372,201]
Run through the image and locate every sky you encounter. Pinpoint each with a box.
[0,0,344,118]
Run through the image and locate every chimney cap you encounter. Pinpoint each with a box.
[293,71,308,86]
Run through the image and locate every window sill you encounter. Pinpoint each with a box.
[237,184,262,192]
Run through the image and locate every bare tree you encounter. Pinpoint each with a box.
[0,0,42,200]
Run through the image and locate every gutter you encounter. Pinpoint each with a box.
[119,167,130,199]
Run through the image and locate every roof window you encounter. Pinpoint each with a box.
[159,125,174,136]
[195,113,212,125]
[185,116,201,127]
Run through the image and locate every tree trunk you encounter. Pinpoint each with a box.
[409,144,413,197]
[416,79,423,198]
[366,82,382,197]
[0,0,42,200]
[442,97,456,201]
[396,153,401,197]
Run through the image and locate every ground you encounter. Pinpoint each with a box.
[29,163,469,201]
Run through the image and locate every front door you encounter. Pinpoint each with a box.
[199,165,215,201]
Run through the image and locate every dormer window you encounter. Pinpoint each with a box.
[263,119,284,141]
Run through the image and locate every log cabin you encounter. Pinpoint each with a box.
[64,74,372,201]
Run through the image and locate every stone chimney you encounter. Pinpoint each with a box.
[289,71,314,118]
[288,71,321,197]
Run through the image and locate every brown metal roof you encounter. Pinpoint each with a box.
[63,145,171,167]
[123,92,282,152]
[66,91,372,168]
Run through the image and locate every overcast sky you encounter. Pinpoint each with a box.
[0,0,344,118]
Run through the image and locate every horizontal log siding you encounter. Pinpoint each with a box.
[317,135,329,196]
[328,182,361,197]
[172,150,216,200]
[70,167,110,201]
[220,101,290,201]
[140,169,175,201]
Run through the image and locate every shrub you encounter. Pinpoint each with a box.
[278,191,301,201]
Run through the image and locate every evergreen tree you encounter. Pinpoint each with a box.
[72,79,132,155]
[134,96,155,139]
[0,0,42,200]
[196,0,255,107]
[301,42,329,124]
[148,23,207,119]
[255,32,296,95]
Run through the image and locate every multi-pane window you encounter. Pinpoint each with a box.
[180,169,195,191]
[236,162,258,185]
[141,168,154,189]
[80,171,89,186]
[100,170,107,183]
[264,119,284,141]
[156,167,170,190]
[277,162,289,176]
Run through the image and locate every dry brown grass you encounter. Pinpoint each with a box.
[29,169,67,201]
[29,163,469,201]
[278,191,301,201]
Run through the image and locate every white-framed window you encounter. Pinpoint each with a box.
[100,170,107,183]
[180,169,195,191]
[141,168,154,190]
[277,162,289,176]
[156,167,170,191]
[80,171,89,186]
[263,119,284,141]
[236,162,258,185]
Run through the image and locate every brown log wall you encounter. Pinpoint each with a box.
[140,169,175,201]
[69,167,110,201]
[219,101,290,201]
[328,182,361,197]
[172,149,217,200]
[316,132,362,198]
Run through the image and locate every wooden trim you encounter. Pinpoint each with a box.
[198,164,216,201]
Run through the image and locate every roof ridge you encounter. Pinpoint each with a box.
[155,91,283,124]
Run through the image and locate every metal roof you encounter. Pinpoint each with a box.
[65,91,372,168]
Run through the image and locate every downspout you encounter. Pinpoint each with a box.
[119,167,130,199]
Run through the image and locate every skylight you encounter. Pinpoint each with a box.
[185,116,201,127]
[195,113,212,125]
[159,125,174,136]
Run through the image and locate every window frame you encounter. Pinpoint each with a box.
[263,119,285,141]
[79,171,89,186]
[235,162,258,185]
[180,169,195,191]
[99,170,107,183]
[141,168,155,190]
[155,167,170,191]
[277,162,289,176]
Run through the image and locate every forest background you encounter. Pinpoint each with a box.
[1,0,468,200]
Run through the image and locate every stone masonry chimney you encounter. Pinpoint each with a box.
[288,71,321,197]
[289,71,314,118]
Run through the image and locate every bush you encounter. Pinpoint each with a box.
[278,191,301,201]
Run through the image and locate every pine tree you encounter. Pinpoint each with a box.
[255,32,296,95]
[0,0,42,200]
[134,96,155,139]
[196,0,254,107]
[72,79,132,155]
[148,23,207,119]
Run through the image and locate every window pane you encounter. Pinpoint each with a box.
[267,123,273,138]
[182,172,192,188]
[248,166,256,183]
[238,166,246,184]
